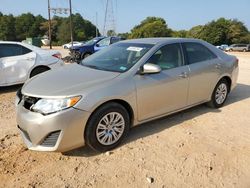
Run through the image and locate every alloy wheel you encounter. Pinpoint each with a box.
[96,112,125,146]
[215,83,228,105]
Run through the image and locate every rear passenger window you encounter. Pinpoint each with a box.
[22,46,32,54]
[0,44,31,58]
[183,43,217,64]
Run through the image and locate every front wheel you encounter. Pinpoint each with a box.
[207,79,229,108]
[84,102,130,152]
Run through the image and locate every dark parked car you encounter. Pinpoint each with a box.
[70,36,122,61]
[226,44,250,52]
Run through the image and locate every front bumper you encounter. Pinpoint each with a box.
[16,103,91,152]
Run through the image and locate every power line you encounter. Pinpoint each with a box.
[47,0,73,48]
[103,0,116,36]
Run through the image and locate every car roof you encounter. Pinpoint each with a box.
[0,41,23,45]
[119,37,203,45]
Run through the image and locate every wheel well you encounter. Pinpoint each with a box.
[82,52,92,56]
[30,66,50,77]
[88,99,134,126]
[221,76,232,92]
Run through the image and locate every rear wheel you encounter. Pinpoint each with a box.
[243,49,247,52]
[84,102,130,152]
[207,79,229,108]
[30,66,50,78]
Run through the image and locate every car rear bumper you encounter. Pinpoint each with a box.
[16,103,91,152]
[48,59,64,68]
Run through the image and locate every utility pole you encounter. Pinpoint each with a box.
[69,0,73,47]
[48,0,52,49]
[96,12,98,37]
[47,0,73,48]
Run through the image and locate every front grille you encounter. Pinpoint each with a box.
[18,125,31,143]
[40,131,61,147]
[23,96,39,110]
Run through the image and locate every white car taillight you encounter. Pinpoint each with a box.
[52,53,62,59]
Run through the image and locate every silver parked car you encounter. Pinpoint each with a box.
[226,44,250,52]
[16,38,239,152]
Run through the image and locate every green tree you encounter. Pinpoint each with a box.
[187,25,204,38]
[15,13,46,41]
[194,18,249,45]
[117,32,130,39]
[129,17,172,39]
[172,30,188,38]
[228,19,249,43]
[56,20,71,43]
[0,14,16,40]
[107,30,116,36]
[56,13,99,44]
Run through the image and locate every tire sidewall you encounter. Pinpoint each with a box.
[84,103,130,152]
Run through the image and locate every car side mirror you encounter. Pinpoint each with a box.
[139,63,161,75]
[96,44,100,47]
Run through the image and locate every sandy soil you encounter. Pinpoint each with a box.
[0,52,250,188]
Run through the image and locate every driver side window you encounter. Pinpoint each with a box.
[147,43,183,70]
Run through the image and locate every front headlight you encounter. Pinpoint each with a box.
[32,96,81,115]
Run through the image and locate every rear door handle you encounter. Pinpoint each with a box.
[25,57,35,61]
[179,72,188,78]
[215,63,222,69]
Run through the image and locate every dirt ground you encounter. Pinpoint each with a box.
[0,51,250,188]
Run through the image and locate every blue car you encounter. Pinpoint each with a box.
[70,36,122,60]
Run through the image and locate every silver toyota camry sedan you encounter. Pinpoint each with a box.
[16,38,239,152]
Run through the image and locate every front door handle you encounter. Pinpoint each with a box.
[179,72,188,78]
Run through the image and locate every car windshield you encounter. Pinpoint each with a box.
[80,43,153,73]
[85,38,102,45]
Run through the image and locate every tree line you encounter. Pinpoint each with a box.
[121,17,250,45]
[0,12,99,45]
[0,12,249,45]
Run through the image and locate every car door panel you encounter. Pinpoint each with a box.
[187,59,222,105]
[135,66,189,121]
[0,60,5,84]
[3,52,36,84]
[182,42,222,105]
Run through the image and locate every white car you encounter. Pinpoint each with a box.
[0,41,64,87]
[62,41,84,49]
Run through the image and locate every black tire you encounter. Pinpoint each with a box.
[84,102,130,152]
[207,79,229,108]
[30,67,50,78]
[81,53,91,60]
[243,49,247,52]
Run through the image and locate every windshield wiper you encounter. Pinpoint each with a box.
[82,64,122,73]
[83,64,109,71]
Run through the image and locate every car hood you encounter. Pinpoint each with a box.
[22,63,120,97]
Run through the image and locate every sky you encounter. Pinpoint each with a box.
[1,0,250,34]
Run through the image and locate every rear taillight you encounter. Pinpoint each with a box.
[52,53,62,59]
